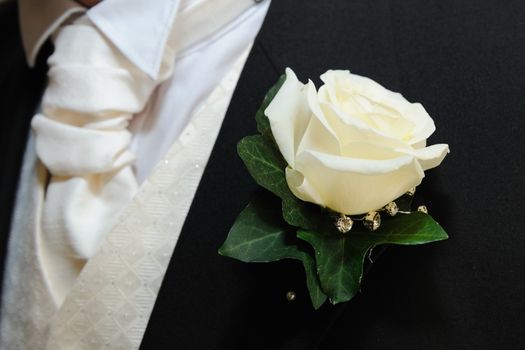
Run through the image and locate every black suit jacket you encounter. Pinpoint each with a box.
[1,1,524,349]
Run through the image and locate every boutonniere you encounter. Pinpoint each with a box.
[219,68,450,309]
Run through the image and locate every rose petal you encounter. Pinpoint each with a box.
[321,71,399,108]
[320,75,417,142]
[285,167,325,205]
[306,80,340,143]
[265,68,311,167]
[293,150,424,214]
[301,150,415,174]
[396,143,449,171]
[321,103,412,152]
[340,141,407,160]
[402,103,436,145]
[320,70,437,145]
[294,82,341,156]
[411,139,427,149]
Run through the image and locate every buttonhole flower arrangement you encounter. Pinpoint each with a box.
[219,68,449,309]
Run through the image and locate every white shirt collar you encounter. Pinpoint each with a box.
[87,0,180,79]
[19,0,180,79]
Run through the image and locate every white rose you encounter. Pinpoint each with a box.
[265,68,449,215]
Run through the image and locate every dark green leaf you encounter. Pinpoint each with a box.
[237,134,320,231]
[237,135,289,199]
[219,194,327,308]
[299,246,328,309]
[281,196,321,231]
[297,212,448,304]
[368,212,448,245]
[219,195,298,262]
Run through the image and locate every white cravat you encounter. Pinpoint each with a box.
[31,15,176,305]
[30,0,263,305]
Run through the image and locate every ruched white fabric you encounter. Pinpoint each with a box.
[31,16,176,304]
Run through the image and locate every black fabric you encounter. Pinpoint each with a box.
[142,0,525,349]
[0,3,49,303]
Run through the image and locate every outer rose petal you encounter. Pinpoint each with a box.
[403,103,436,145]
[285,167,324,206]
[265,68,310,168]
[397,143,450,171]
[295,81,341,156]
[291,150,424,215]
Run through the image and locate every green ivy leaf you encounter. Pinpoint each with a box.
[237,135,288,200]
[281,197,321,231]
[301,248,327,309]
[219,194,327,309]
[219,195,296,262]
[237,135,320,231]
[297,212,448,305]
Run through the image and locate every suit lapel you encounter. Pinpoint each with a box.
[141,0,400,349]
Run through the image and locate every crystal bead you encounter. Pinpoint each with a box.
[335,215,353,233]
[417,205,428,214]
[384,201,399,216]
[363,211,381,231]
[406,187,416,196]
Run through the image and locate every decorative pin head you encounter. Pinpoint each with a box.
[384,201,399,216]
[406,187,416,196]
[286,291,296,302]
[363,211,381,231]
[335,214,353,233]
[417,205,428,214]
